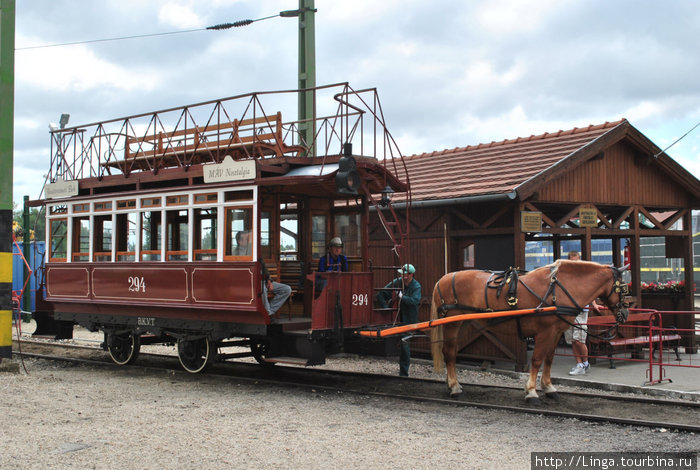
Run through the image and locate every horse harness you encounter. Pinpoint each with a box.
[435,265,630,339]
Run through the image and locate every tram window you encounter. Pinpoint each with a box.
[311,215,327,259]
[166,195,188,206]
[260,211,272,259]
[280,213,298,261]
[116,199,136,210]
[334,214,361,257]
[72,217,90,261]
[142,197,161,208]
[116,212,137,261]
[140,211,162,261]
[224,190,254,202]
[72,203,89,213]
[49,218,68,262]
[194,208,217,261]
[194,193,218,204]
[167,209,188,261]
[224,207,253,259]
[93,215,113,262]
[50,204,67,215]
[94,201,112,212]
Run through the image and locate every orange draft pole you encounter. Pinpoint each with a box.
[356,306,557,338]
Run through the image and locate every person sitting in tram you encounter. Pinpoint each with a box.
[259,258,292,316]
[234,230,252,256]
[317,237,348,272]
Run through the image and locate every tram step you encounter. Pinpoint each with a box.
[262,356,312,366]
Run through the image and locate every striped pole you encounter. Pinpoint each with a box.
[0,0,15,360]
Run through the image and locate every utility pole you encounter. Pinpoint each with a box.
[289,0,316,157]
[0,0,15,361]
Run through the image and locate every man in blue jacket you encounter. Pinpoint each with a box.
[377,264,422,376]
[317,237,348,272]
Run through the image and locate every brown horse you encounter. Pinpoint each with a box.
[430,260,629,404]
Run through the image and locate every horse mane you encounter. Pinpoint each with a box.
[544,259,606,280]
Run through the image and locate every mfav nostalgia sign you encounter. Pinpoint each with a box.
[204,155,256,183]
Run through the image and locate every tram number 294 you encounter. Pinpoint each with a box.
[128,276,146,293]
[352,293,369,306]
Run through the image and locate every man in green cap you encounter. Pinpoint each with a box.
[377,263,422,376]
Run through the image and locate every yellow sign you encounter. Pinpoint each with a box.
[521,211,542,232]
[579,208,598,227]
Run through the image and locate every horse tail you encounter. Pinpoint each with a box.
[429,282,445,373]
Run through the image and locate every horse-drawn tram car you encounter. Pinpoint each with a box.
[33,83,411,373]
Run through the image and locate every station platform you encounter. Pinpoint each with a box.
[490,345,700,402]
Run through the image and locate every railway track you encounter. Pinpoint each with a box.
[12,338,700,433]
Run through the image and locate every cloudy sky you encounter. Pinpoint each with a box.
[12,0,700,202]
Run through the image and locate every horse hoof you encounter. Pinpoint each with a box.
[545,392,560,401]
[525,396,542,406]
[449,388,463,398]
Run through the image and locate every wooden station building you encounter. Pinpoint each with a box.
[369,119,700,370]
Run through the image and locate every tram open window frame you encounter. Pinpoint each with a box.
[140,209,162,261]
[49,218,68,262]
[93,214,113,262]
[166,208,189,261]
[333,212,362,258]
[116,212,137,262]
[71,216,90,262]
[193,207,217,261]
[224,206,254,261]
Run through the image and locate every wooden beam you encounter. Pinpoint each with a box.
[523,202,557,228]
[478,203,511,229]
[637,206,664,230]
[661,209,686,230]
[450,208,480,229]
[554,204,583,228]
[595,206,613,228]
[613,206,634,229]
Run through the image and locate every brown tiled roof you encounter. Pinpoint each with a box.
[402,119,628,202]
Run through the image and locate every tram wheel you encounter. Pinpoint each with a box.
[177,337,212,373]
[250,340,273,365]
[107,332,141,365]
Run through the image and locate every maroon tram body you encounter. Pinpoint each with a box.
[33,84,410,372]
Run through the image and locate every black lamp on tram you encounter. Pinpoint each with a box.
[335,142,360,195]
[379,185,394,207]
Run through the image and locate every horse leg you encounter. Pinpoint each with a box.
[525,335,546,406]
[539,334,561,401]
[442,324,463,397]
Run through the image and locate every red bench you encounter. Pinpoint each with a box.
[587,313,681,368]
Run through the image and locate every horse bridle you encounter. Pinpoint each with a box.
[600,266,630,323]
[532,265,630,324]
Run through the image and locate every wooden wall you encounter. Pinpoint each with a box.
[538,141,691,207]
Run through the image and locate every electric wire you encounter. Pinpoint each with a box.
[653,120,700,158]
[15,14,279,51]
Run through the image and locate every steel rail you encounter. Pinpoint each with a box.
[12,343,700,434]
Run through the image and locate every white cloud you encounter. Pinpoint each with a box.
[157,2,205,29]
[16,39,161,93]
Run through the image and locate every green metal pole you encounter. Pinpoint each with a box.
[22,195,30,315]
[0,0,15,360]
[298,0,316,157]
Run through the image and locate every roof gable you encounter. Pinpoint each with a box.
[402,119,700,204]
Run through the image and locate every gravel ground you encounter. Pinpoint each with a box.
[3,323,699,469]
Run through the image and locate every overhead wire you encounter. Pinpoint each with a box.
[653,120,700,158]
[15,13,279,51]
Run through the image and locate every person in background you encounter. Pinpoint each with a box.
[566,250,600,375]
[317,237,348,272]
[376,264,422,377]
